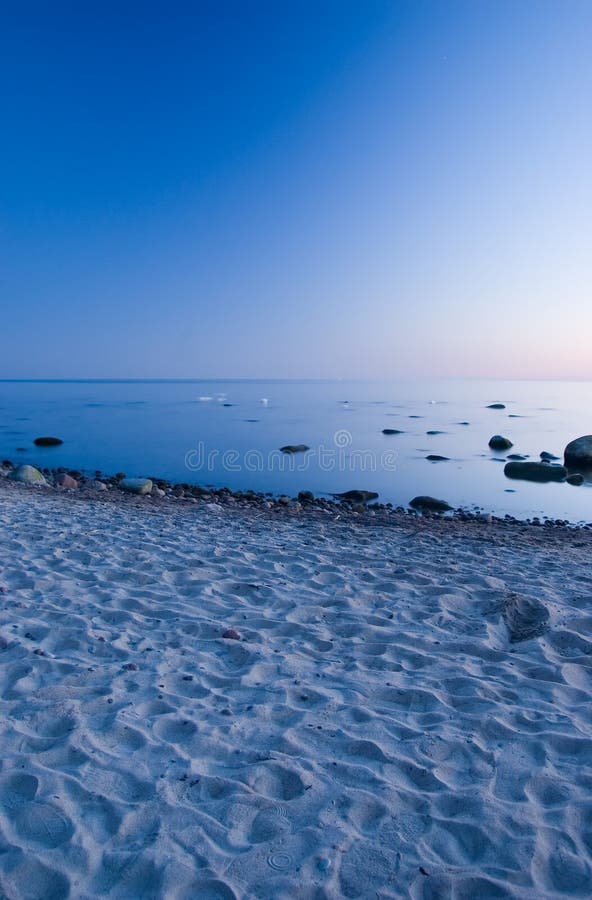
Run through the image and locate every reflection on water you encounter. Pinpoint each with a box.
[0,378,590,522]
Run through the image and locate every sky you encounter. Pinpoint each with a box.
[0,0,591,379]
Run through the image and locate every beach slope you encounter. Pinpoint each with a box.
[0,483,591,898]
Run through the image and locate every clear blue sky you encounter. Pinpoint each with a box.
[1,1,590,379]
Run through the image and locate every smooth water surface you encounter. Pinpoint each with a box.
[0,379,590,522]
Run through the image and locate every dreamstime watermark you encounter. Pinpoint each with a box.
[184,429,398,474]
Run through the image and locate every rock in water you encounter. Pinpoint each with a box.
[507,453,529,460]
[566,473,585,486]
[503,592,549,643]
[487,403,506,409]
[334,490,379,503]
[540,451,560,461]
[564,435,592,468]
[382,429,404,435]
[33,436,63,446]
[409,496,452,513]
[10,464,47,485]
[55,473,78,488]
[119,477,153,495]
[489,435,513,450]
[426,454,449,461]
[504,461,567,482]
[279,444,310,454]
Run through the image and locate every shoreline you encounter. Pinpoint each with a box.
[1,459,590,533]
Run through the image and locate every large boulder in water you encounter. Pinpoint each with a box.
[564,435,592,468]
[119,477,153,495]
[10,464,47,485]
[504,461,566,482]
[33,436,63,447]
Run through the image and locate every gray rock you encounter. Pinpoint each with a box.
[335,490,379,503]
[119,477,153,495]
[504,461,567,482]
[487,403,506,409]
[566,473,585,486]
[33,436,63,447]
[409,495,452,513]
[507,453,528,460]
[489,435,513,450]
[382,429,404,435]
[10,464,47,485]
[503,592,549,643]
[280,444,310,454]
[90,480,108,491]
[426,454,449,461]
[540,451,560,461]
[564,435,592,467]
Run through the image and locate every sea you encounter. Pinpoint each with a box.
[0,378,590,523]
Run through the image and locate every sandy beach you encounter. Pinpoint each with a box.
[0,480,590,898]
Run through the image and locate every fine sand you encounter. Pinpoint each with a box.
[0,481,591,899]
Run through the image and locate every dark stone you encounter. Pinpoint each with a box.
[297,490,314,502]
[504,461,567,482]
[409,496,453,513]
[426,454,449,461]
[566,473,585,486]
[489,435,513,450]
[487,403,506,409]
[503,592,549,643]
[280,444,310,454]
[33,436,63,447]
[507,454,528,460]
[564,435,592,468]
[382,429,404,435]
[540,451,560,461]
[334,490,379,503]
[426,430,445,435]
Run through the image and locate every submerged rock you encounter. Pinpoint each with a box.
[426,454,449,461]
[382,429,404,435]
[487,403,506,410]
[334,490,379,503]
[279,444,310,454]
[119,477,153,495]
[504,461,567,482]
[10,464,47,485]
[409,495,452,513]
[33,436,63,446]
[564,435,592,467]
[507,453,528,461]
[489,435,513,450]
[503,592,549,643]
[540,451,560,461]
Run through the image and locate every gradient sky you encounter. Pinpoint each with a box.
[1,0,591,379]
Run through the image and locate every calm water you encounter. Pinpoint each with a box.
[0,378,590,522]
